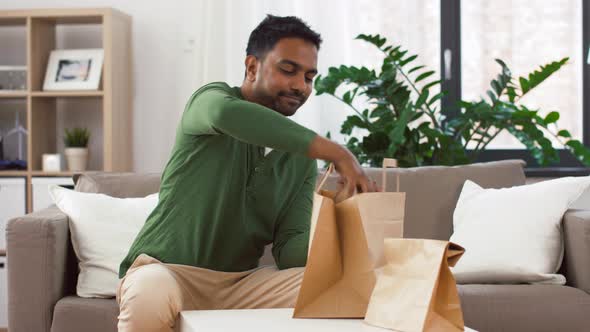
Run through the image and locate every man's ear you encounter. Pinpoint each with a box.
[244,55,259,82]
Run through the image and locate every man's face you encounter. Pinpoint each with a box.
[246,37,318,116]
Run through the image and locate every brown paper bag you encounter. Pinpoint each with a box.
[293,159,405,318]
[364,239,465,332]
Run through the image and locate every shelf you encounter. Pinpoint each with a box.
[0,170,96,177]
[30,171,77,177]
[0,171,84,177]
[31,91,104,98]
[0,171,27,177]
[0,8,129,24]
[0,91,27,98]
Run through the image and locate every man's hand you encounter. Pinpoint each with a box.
[307,135,378,198]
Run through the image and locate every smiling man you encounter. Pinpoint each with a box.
[116,15,376,332]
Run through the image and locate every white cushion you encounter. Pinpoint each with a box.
[49,185,158,298]
[450,177,590,284]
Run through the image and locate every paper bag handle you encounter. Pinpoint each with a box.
[382,158,400,192]
[316,159,399,193]
[315,163,334,193]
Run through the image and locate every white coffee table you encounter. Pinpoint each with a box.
[178,308,477,332]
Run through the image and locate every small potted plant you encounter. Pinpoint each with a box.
[63,127,90,171]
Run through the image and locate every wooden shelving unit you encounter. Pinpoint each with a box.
[0,8,133,212]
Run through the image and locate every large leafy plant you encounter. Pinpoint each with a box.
[315,34,590,167]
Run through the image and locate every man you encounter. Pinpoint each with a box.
[116,14,376,331]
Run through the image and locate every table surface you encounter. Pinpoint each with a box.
[179,308,477,332]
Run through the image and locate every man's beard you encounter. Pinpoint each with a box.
[273,91,306,116]
[255,90,306,116]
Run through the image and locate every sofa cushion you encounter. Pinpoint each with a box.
[73,172,161,198]
[458,284,590,332]
[73,160,525,243]
[450,177,590,285]
[319,159,526,240]
[51,296,118,332]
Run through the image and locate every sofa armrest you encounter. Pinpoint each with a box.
[563,209,590,294]
[6,206,71,332]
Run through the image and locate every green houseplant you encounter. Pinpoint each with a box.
[63,127,90,171]
[315,34,590,168]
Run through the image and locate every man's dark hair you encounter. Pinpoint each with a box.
[246,14,322,59]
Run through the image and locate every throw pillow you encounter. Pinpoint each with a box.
[450,177,590,284]
[49,185,158,297]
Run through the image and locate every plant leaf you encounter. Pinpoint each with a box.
[518,58,569,95]
[408,65,426,74]
[506,86,517,102]
[392,50,408,62]
[428,92,445,106]
[487,91,497,103]
[355,34,387,48]
[342,91,353,104]
[565,139,590,166]
[544,111,560,124]
[491,80,503,96]
[557,129,571,138]
[422,80,442,92]
[415,90,430,108]
[399,54,418,67]
[415,71,435,83]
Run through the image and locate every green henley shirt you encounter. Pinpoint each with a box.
[118,82,318,278]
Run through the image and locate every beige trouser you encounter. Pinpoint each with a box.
[116,254,305,332]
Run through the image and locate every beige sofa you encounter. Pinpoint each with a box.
[6,159,590,332]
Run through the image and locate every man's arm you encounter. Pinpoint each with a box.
[307,135,377,194]
[183,83,376,194]
[272,163,317,269]
[182,85,317,155]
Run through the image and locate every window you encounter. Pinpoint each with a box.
[461,0,583,148]
[441,0,589,171]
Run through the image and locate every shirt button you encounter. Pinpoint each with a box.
[255,167,261,172]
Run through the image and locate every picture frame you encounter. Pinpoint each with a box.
[43,49,104,91]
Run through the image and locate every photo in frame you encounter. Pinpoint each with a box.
[43,49,104,91]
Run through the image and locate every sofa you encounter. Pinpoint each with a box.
[6,159,590,332]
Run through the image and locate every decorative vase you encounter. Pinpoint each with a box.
[64,147,88,171]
